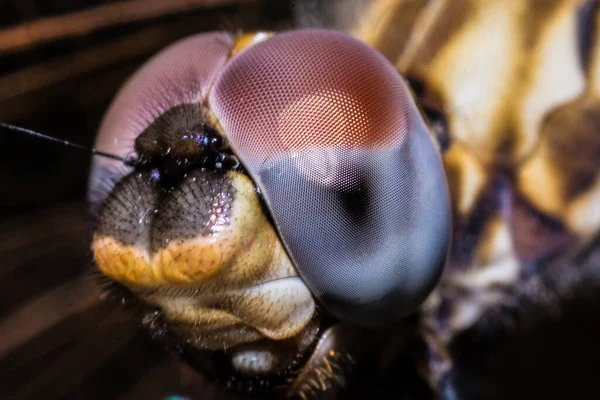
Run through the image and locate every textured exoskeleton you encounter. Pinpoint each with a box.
[89,27,452,397]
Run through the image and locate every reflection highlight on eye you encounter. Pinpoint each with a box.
[89,28,451,396]
[210,29,451,326]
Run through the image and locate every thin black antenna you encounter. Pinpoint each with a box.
[0,122,134,165]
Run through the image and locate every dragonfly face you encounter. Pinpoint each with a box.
[89,1,600,397]
[89,28,451,396]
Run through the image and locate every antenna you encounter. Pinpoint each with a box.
[0,122,135,166]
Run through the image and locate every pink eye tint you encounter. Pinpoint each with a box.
[90,28,451,328]
[209,29,451,325]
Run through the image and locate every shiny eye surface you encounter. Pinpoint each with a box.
[89,28,451,394]
[210,29,451,325]
[89,31,234,206]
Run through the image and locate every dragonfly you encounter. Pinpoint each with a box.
[2,1,600,399]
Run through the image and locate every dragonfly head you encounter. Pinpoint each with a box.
[88,28,451,394]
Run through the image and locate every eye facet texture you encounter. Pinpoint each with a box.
[89,32,233,203]
[210,29,451,325]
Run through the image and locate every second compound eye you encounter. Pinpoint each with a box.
[210,29,452,326]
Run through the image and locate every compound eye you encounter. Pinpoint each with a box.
[210,29,452,326]
[88,32,233,207]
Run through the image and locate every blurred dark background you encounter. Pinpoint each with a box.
[2,1,600,399]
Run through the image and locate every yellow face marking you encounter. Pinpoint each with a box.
[93,169,315,348]
[93,172,271,286]
[93,239,157,286]
[148,277,315,341]
[231,32,273,56]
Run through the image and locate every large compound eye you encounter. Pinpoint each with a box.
[210,29,451,326]
[88,32,233,206]
[90,28,451,394]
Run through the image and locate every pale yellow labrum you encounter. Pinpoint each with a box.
[93,169,315,348]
